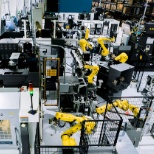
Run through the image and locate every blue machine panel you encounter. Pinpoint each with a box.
[59,0,92,13]
[0,141,13,144]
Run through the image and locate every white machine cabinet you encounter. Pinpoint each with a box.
[0,92,21,150]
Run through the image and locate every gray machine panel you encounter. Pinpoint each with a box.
[0,92,19,109]
[0,92,20,149]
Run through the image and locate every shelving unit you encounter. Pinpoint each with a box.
[146,1,154,19]
[96,0,154,21]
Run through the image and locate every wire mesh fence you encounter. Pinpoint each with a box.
[80,100,123,151]
[108,96,154,128]
[136,72,154,92]
[34,122,84,154]
[35,96,154,153]
[35,98,124,154]
[35,108,122,154]
[80,119,122,147]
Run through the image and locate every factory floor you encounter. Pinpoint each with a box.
[137,135,154,154]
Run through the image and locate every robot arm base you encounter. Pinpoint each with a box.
[61,135,77,146]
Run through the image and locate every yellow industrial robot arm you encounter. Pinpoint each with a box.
[54,112,95,146]
[97,37,115,56]
[55,112,95,133]
[129,104,140,117]
[61,123,82,146]
[113,52,128,63]
[79,39,93,52]
[95,99,125,114]
[79,28,91,51]
[85,28,90,40]
[113,100,140,117]
[61,117,95,146]
[55,112,84,123]
[96,100,140,117]
[84,65,99,84]
[96,103,113,114]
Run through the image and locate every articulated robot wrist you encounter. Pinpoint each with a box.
[114,52,128,63]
